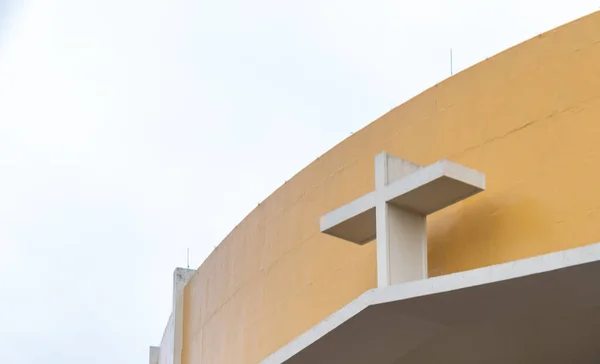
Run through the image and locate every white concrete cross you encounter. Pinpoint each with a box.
[320,152,485,288]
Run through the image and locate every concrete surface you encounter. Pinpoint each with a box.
[321,153,485,287]
[151,268,195,364]
[149,346,160,364]
[172,268,195,364]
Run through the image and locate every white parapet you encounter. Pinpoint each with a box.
[149,346,160,364]
[150,267,195,364]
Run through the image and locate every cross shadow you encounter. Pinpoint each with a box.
[427,196,549,276]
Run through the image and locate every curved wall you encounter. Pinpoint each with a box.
[182,12,600,364]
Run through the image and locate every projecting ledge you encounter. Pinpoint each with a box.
[319,159,484,244]
[320,192,376,244]
[259,242,600,364]
[383,159,485,215]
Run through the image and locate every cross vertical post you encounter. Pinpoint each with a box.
[375,153,426,287]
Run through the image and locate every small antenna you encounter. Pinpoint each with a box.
[186,248,190,269]
[450,48,453,76]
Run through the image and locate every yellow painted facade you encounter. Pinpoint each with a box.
[182,12,600,364]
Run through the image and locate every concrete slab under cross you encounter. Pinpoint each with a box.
[320,152,485,288]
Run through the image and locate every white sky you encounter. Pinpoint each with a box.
[0,1,597,363]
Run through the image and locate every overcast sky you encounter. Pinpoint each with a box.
[0,1,598,363]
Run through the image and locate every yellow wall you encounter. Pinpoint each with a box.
[182,12,600,364]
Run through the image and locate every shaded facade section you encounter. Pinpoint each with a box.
[261,243,600,364]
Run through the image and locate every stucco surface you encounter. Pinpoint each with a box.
[182,11,600,364]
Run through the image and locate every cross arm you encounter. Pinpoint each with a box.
[384,159,485,215]
[320,192,377,245]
